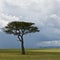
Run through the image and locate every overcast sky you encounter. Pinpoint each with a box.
[0,0,60,48]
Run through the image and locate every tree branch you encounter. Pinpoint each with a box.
[18,35,22,42]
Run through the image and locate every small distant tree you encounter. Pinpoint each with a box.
[3,21,39,55]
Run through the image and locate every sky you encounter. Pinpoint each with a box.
[0,0,60,48]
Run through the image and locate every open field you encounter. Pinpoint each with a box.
[0,48,60,60]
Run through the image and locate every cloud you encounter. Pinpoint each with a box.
[0,0,5,12]
[1,0,60,39]
[2,0,60,25]
[0,0,60,48]
[1,0,60,34]
[37,40,60,47]
[0,12,20,28]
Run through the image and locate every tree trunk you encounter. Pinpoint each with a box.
[21,36,25,55]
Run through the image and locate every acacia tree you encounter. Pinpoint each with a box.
[3,21,39,55]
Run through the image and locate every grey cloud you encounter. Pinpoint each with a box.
[37,40,60,47]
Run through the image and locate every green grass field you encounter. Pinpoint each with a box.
[0,48,60,60]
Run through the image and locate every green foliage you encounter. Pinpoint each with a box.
[3,21,39,35]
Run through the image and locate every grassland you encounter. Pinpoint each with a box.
[0,48,60,60]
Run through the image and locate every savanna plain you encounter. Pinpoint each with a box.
[0,48,60,60]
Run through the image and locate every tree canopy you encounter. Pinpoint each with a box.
[4,21,39,35]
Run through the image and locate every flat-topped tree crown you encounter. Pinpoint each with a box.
[3,21,40,55]
[4,21,39,35]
